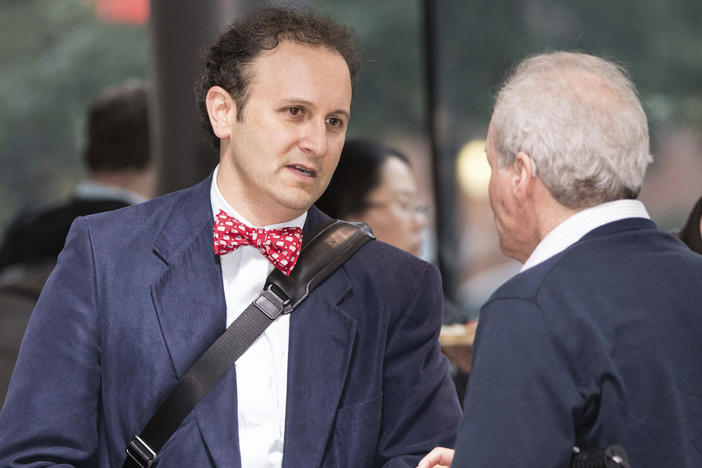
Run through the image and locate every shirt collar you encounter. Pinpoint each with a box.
[210,164,307,230]
[74,180,146,205]
[521,199,651,272]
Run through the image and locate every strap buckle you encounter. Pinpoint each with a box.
[126,435,157,467]
[255,283,291,319]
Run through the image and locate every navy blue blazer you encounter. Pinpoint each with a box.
[0,175,461,467]
[452,218,702,467]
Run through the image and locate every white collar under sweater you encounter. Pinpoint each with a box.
[521,199,651,272]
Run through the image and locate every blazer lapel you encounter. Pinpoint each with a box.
[150,175,240,466]
[151,175,226,379]
[282,206,358,467]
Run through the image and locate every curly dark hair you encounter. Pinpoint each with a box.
[194,5,362,148]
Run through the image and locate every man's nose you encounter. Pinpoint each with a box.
[299,119,328,157]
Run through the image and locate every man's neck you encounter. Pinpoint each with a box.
[520,199,649,272]
[534,204,580,246]
[214,165,306,227]
[513,180,578,263]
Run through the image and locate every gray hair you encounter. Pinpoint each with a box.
[491,51,652,209]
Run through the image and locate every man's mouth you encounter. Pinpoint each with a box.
[288,164,316,177]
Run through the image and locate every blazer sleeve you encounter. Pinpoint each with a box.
[0,217,101,466]
[451,298,584,467]
[377,263,463,467]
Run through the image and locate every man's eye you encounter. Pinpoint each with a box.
[327,117,344,128]
[287,107,303,117]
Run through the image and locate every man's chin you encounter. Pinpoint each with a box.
[272,196,317,220]
[279,187,323,210]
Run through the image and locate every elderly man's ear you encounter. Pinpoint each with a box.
[511,151,538,200]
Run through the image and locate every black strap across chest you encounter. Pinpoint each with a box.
[124,219,373,468]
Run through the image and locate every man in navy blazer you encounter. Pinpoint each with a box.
[419,52,702,468]
[0,6,461,467]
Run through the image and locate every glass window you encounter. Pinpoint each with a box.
[431,0,702,317]
[0,0,148,225]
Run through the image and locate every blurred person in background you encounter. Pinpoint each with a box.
[419,51,702,468]
[316,138,474,401]
[316,138,427,257]
[0,78,154,276]
[678,194,702,254]
[0,78,153,405]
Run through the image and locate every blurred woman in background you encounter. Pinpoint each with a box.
[316,139,427,256]
[318,139,474,403]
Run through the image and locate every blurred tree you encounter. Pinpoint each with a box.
[314,0,425,140]
[2,0,700,233]
[433,0,702,150]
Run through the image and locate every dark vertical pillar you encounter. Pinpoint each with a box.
[422,0,458,302]
[149,0,253,195]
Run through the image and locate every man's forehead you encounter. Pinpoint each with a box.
[256,40,345,67]
[251,41,348,77]
[246,41,352,107]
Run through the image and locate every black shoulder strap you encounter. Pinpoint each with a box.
[124,220,373,468]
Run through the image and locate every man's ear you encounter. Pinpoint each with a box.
[205,86,236,140]
[511,151,537,201]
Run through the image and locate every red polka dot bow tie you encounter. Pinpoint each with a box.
[213,210,302,276]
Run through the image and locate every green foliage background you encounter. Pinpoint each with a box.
[1,0,701,230]
[0,0,148,227]
[318,0,702,151]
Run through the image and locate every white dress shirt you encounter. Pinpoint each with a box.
[521,199,651,272]
[210,165,306,468]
